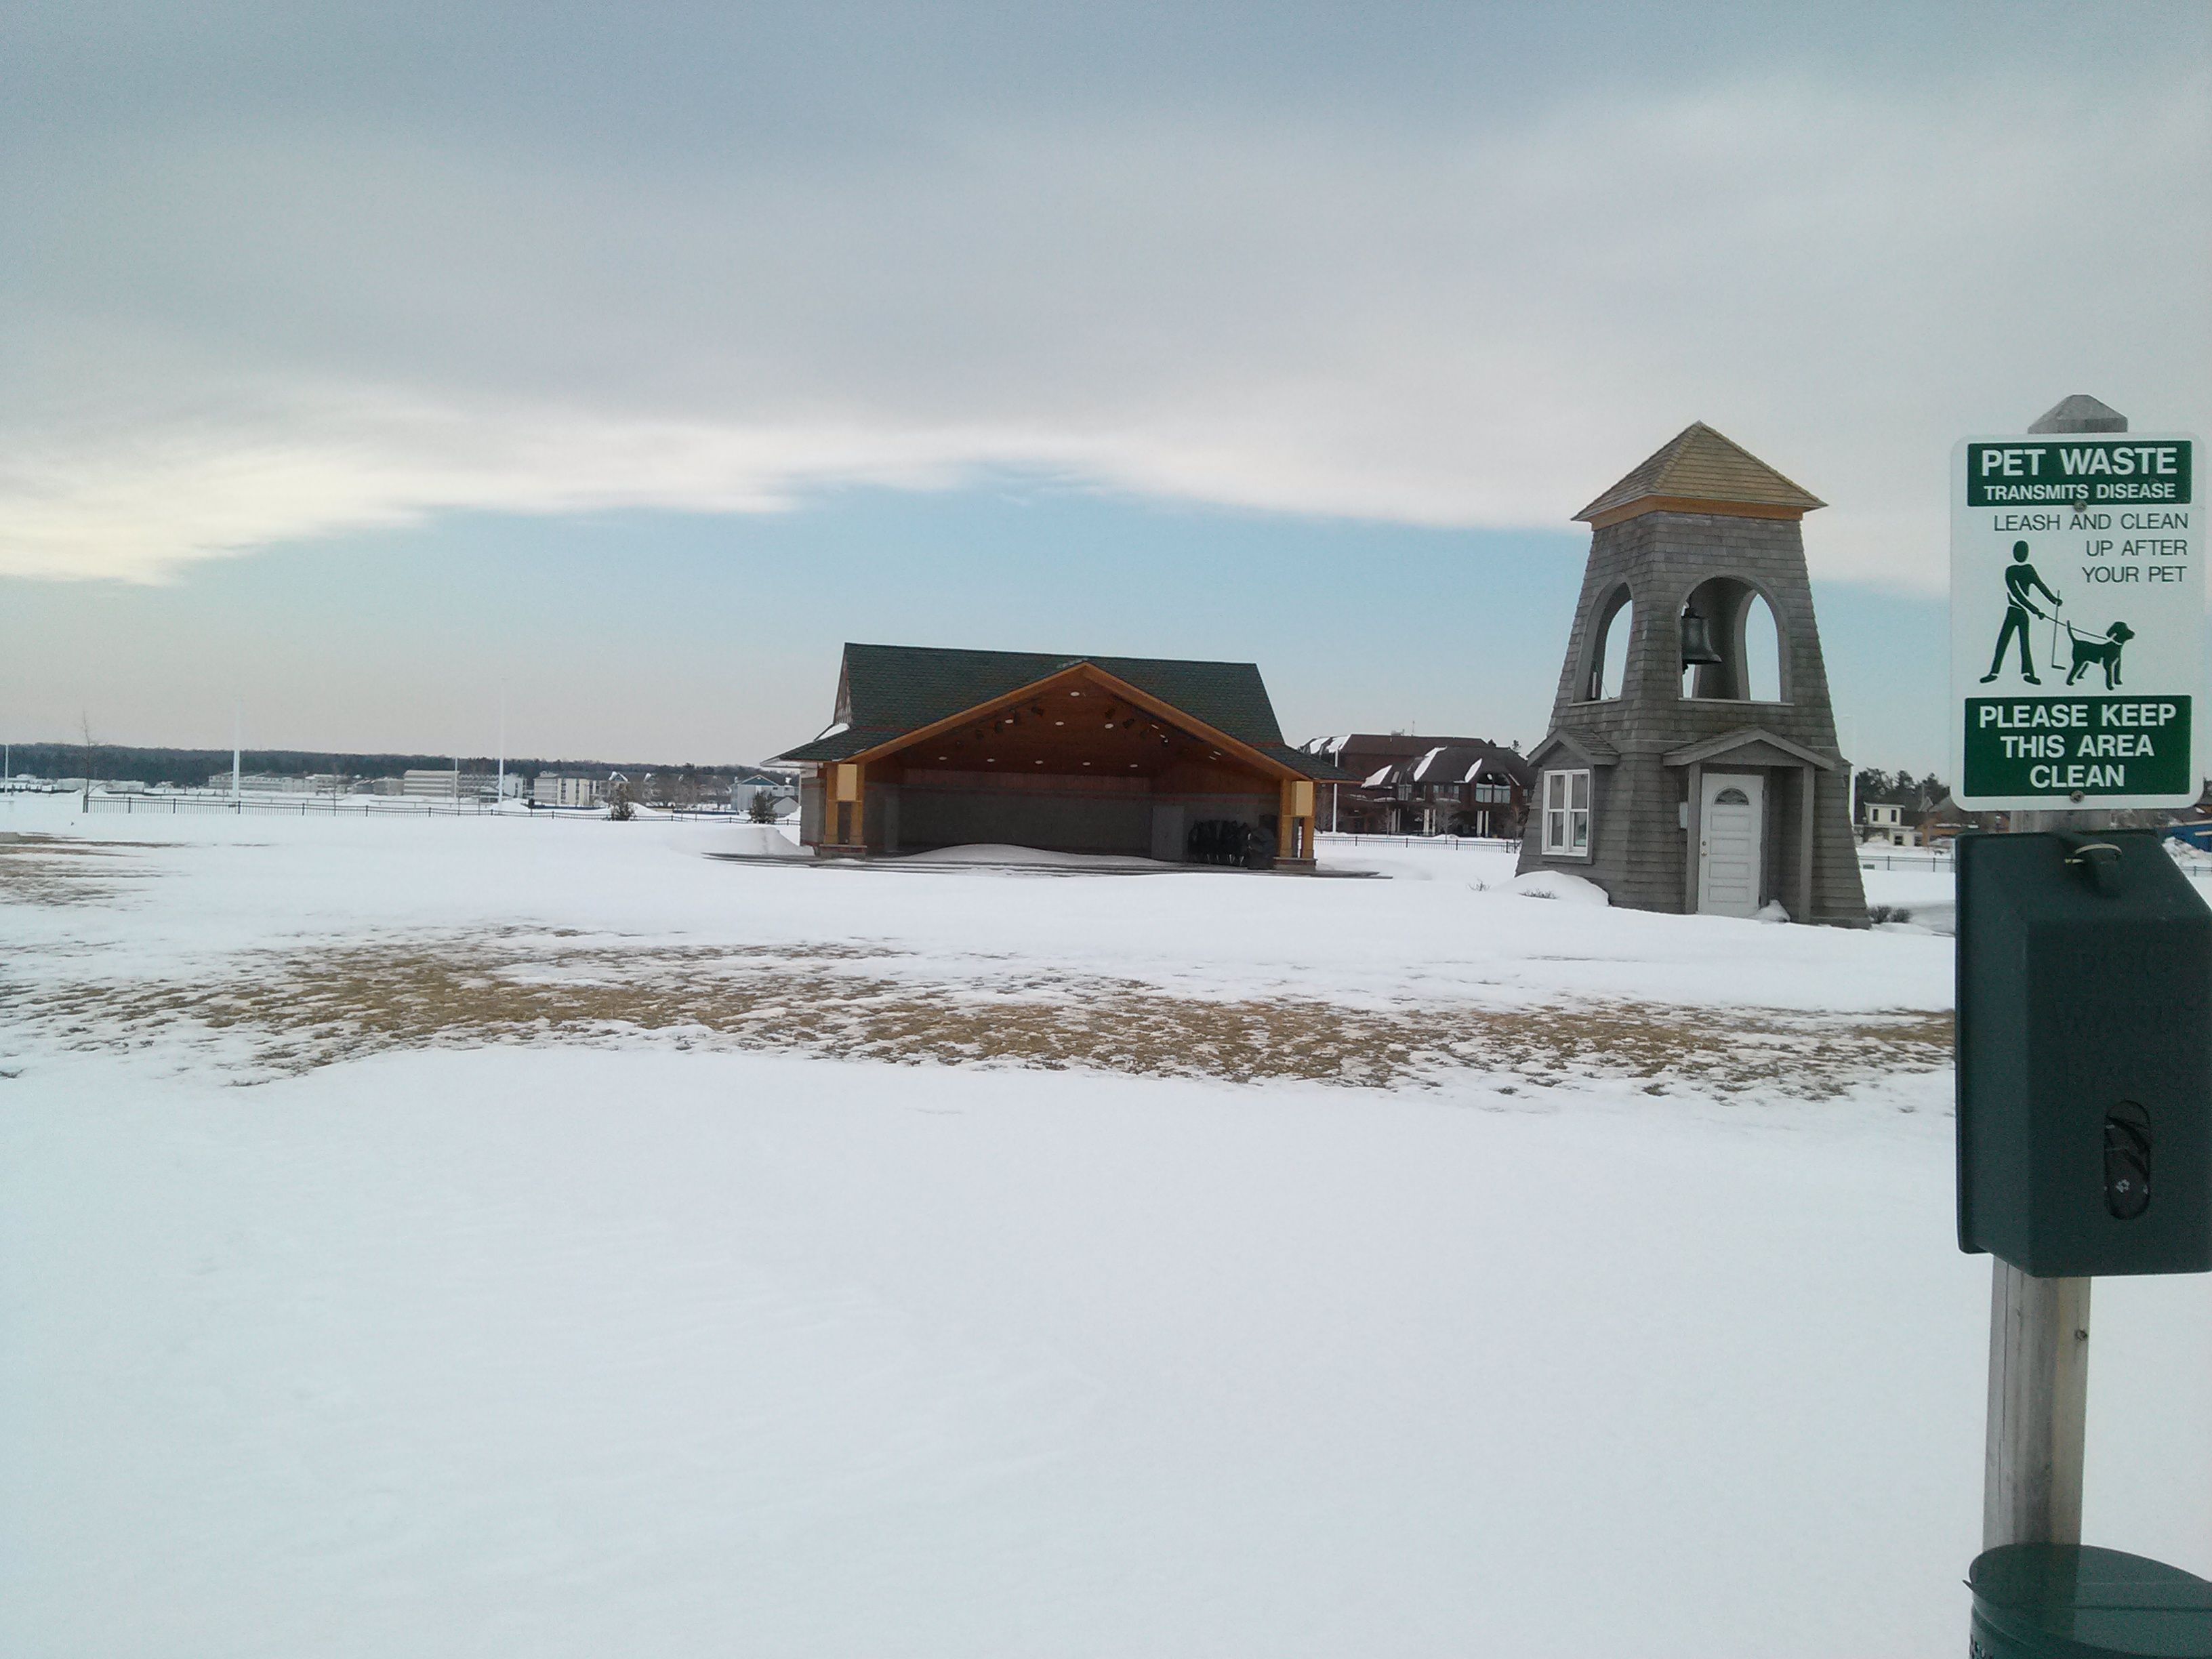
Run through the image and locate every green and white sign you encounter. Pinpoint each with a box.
[1950,434,2203,810]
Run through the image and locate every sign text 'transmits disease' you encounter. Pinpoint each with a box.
[1967,441,2192,506]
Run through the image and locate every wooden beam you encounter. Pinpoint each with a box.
[1984,1265,2089,1549]
[817,760,866,847]
[1980,397,2126,1553]
[1982,804,2106,1547]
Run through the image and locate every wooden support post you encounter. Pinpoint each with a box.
[1986,799,2096,1551]
[1978,397,2126,1555]
[1277,779,1296,861]
[824,760,865,851]
[1798,762,1817,922]
[1682,762,1704,914]
[1984,1265,2090,1549]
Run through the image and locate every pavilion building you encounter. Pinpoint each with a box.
[775,643,1345,868]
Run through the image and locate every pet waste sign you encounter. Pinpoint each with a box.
[1950,434,2203,810]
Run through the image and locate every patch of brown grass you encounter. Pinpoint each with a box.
[3,937,1953,1097]
[0,833,161,905]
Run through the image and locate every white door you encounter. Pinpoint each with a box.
[1698,773,1765,917]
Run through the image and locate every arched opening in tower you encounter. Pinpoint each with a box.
[1678,578,1786,703]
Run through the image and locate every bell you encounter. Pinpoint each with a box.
[1679,604,1724,668]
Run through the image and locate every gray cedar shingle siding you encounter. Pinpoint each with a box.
[1517,503,1869,924]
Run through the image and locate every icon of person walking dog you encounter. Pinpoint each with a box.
[1981,539,2135,690]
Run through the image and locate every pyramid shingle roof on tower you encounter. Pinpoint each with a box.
[1573,422,1825,526]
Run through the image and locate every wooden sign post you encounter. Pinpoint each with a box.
[1977,395,2123,1551]
[1983,1263,2090,1549]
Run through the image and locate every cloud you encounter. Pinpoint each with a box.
[3,6,2206,588]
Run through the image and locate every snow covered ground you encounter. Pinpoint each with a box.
[3,794,2207,1657]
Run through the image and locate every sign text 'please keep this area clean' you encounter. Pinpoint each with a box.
[1951,435,2202,811]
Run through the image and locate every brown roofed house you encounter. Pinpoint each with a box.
[1300,734,1534,837]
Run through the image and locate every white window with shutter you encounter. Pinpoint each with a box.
[1541,769,1591,858]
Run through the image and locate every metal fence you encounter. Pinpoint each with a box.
[1248,829,2212,893]
[1315,832,1523,851]
[1309,834,1971,883]
[73,793,756,821]
[1851,847,2212,887]
[77,793,509,817]
[1858,851,1955,873]
[1316,832,1970,878]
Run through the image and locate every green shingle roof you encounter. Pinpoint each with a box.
[775,643,1347,780]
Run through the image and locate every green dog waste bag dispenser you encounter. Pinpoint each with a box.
[1957,830,2212,1277]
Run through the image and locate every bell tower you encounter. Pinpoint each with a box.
[1517,423,1868,925]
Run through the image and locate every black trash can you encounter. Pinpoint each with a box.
[1970,1544,2212,1658]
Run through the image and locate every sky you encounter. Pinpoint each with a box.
[3,1,2206,773]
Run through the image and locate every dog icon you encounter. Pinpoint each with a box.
[2064,620,2135,689]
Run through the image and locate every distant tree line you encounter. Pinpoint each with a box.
[4,742,771,787]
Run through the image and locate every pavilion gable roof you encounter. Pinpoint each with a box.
[776,643,1347,780]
